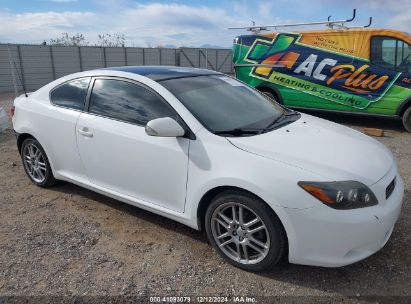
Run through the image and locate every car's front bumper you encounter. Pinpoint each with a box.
[284,164,404,267]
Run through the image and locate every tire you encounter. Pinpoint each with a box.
[20,138,57,187]
[402,106,411,132]
[205,190,287,272]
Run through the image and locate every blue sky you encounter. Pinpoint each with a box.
[0,0,409,46]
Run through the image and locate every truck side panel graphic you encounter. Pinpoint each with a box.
[233,29,411,114]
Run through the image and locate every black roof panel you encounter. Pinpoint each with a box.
[105,66,221,81]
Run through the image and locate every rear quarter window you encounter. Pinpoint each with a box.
[50,78,90,110]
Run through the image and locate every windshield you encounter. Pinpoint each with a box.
[160,75,287,134]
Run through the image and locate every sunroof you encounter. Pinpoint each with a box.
[104,66,220,81]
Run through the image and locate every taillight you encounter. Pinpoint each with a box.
[10,106,15,118]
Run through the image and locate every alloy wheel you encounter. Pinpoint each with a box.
[22,142,47,183]
[211,202,270,265]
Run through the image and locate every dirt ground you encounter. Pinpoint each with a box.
[0,92,410,301]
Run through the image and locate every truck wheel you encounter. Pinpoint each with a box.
[403,106,411,132]
[260,89,281,104]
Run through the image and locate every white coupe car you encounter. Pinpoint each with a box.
[12,66,404,271]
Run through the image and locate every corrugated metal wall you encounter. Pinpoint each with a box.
[0,44,233,93]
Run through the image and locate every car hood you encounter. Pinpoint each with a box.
[227,113,394,185]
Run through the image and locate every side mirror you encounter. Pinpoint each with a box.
[145,117,185,137]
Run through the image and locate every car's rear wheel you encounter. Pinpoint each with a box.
[402,106,411,132]
[21,138,57,187]
[205,190,286,272]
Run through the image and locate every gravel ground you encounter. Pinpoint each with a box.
[0,92,410,301]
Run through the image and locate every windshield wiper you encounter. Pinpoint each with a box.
[214,128,263,136]
[265,110,300,129]
[265,113,285,129]
[215,111,301,137]
[284,110,300,116]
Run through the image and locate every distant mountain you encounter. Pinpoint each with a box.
[177,43,230,49]
[199,44,230,49]
[145,43,230,49]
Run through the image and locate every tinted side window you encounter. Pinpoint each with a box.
[382,39,396,66]
[397,40,411,73]
[371,36,411,72]
[89,79,177,125]
[50,78,90,110]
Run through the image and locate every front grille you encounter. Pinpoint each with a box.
[386,177,396,200]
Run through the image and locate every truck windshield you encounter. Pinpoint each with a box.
[160,75,292,136]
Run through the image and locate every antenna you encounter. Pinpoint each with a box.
[13,61,27,97]
[228,9,372,33]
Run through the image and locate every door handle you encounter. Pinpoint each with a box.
[78,127,93,138]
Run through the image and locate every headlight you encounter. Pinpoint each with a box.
[298,181,378,209]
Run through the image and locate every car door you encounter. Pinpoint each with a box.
[76,77,190,213]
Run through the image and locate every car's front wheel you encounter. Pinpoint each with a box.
[205,190,286,272]
[21,138,57,187]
